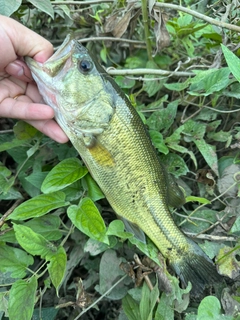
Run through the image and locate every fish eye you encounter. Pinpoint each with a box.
[79,59,93,73]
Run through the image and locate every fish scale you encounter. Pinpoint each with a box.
[25,35,221,296]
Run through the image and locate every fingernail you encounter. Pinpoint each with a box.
[6,61,24,76]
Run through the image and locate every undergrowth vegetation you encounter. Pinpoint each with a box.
[0,0,240,319]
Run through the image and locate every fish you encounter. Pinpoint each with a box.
[25,35,221,296]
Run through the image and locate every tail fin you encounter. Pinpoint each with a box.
[170,239,222,297]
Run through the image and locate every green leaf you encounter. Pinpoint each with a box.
[183,120,206,140]
[155,292,174,320]
[156,274,190,319]
[122,294,141,320]
[82,173,105,201]
[67,197,108,244]
[230,216,240,235]
[185,196,211,205]
[164,78,191,91]
[13,121,38,140]
[197,296,222,320]
[207,130,231,142]
[224,82,240,98]
[96,249,129,300]
[125,54,146,68]
[0,138,28,152]
[32,307,59,320]
[8,276,38,320]
[47,247,67,295]
[50,142,78,161]
[106,220,133,239]
[193,139,218,176]
[159,153,189,177]
[25,171,48,190]
[216,245,240,279]
[28,0,54,19]
[84,236,117,256]
[167,143,197,168]
[0,243,34,278]
[9,191,69,220]
[0,164,14,194]
[129,237,160,266]
[0,187,23,200]
[25,215,62,241]
[221,44,240,82]
[0,292,8,318]
[0,0,21,16]
[62,180,82,202]
[140,281,159,320]
[146,100,179,132]
[143,61,165,97]
[41,158,88,193]
[115,76,136,89]
[184,209,217,234]
[13,224,57,258]
[100,46,107,64]
[149,130,169,155]
[169,275,191,313]
[189,68,230,95]
[57,5,72,19]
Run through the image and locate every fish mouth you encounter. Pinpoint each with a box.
[25,34,77,80]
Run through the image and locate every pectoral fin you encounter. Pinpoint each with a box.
[84,136,115,167]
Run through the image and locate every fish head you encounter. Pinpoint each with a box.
[25,35,114,132]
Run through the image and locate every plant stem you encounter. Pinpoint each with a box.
[141,0,153,61]
[107,68,193,77]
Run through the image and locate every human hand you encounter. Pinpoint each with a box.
[0,15,68,143]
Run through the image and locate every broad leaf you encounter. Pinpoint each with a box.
[0,0,21,16]
[140,281,159,320]
[8,276,38,320]
[82,173,105,201]
[146,100,178,133]
[25,215,62,241]
[96,249,129,300]
[122,294,141,320]
[28,0,54,19]
[106,220,133,239]
[41,158,88,193]
[13,121,38,140]
[47,246,67,295]
[67,197,108,244]
[221,44,240,82]
[193,139,218,176]
[13,224,57,258]
[149,130,169,155]
[9,191,69,220]
[197,296,223,320]
[0,243,34,278]
[189,68,230,95]
[155,293,174,320]
[159,153,189,177]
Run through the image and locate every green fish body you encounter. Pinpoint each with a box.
[25,35,220,296]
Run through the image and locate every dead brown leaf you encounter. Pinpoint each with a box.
[153,10,170,53]
[104,9,132,38]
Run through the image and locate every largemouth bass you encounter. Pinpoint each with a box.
[25,35,220,296]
